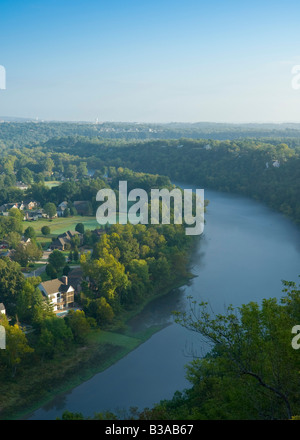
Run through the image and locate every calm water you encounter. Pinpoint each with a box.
[26,186,300,419]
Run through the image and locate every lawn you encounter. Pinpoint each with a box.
[44,181,60,188]
[22,216,101,237]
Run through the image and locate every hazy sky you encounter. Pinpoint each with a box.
[1,0,300,123]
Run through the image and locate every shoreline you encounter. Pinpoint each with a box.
[5,268,196,421]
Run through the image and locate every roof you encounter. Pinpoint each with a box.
[39,278,74,296]
[59,230,79,240]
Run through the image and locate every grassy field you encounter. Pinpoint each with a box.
[44,181,60,188]
[22,216,101,237]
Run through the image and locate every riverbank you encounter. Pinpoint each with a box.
[0,263,196,421]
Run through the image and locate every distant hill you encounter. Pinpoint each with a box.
[0,116,37,122]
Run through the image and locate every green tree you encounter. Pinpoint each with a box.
[63,207,70,217]
[86,296,114,325]
[46,263,57,279]
[41,317,73,354]
[43,202,57,219]
[37,327,55,360]
[3,322,34,377]
[13,241,42,268]
[41,225,51,236]
[24,226,36,240]
[5,231,21,249]
[67,310,90,343]
[173,281,300,420]
[75,223,84,234]
[48,249,66,271]
[0,258,24,315]
[63,264,71,276]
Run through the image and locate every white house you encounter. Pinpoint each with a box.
[57,201,68,217]
[38,276,75,312]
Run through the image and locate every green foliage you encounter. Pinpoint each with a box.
[48,249,66,271]
[43,202,57,219]
[39,317,73,357]
[41,225,50,235]
[144,279,300,420]
[75,222,84,234]
[66,310,91,344]
[24,226,36,240]
[12,241,43,268]
[0,257,24,315]
[45,263,57,279]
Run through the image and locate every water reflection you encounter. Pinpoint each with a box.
[128,287,187,333]
[26,187,300,420]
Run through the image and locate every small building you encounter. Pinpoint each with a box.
[57,201,68,217]
[24,201,38,210]
[38,276,75,312]
[50,230,82,251]
[25,210,43,221]
[15,182,29,191]
[0,203,19,213]
[50,236,68,251]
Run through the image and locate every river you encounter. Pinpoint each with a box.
[26,184,300,419]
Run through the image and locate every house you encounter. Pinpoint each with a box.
[20,237,31,247]
[0,303,5,315]
[23,200,38,210]
[0,201,34,214]
[50,230,82,251]
[15,182,28,191]
[25,210,43,221]
[0,203,19,213]
[50,236,69,251]
[57,201,68,217]
[59,201,68,210]
[38,276,75,312]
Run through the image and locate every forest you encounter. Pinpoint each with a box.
[39,135,300,225]
[0,122,299,420]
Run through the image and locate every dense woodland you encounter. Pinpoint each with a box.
[0,122,299,419]
[39,136,300,225]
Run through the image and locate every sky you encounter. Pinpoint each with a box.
[1,0,300,123]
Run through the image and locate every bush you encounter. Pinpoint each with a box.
[75,223,84,234]
[41,225,51,236]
